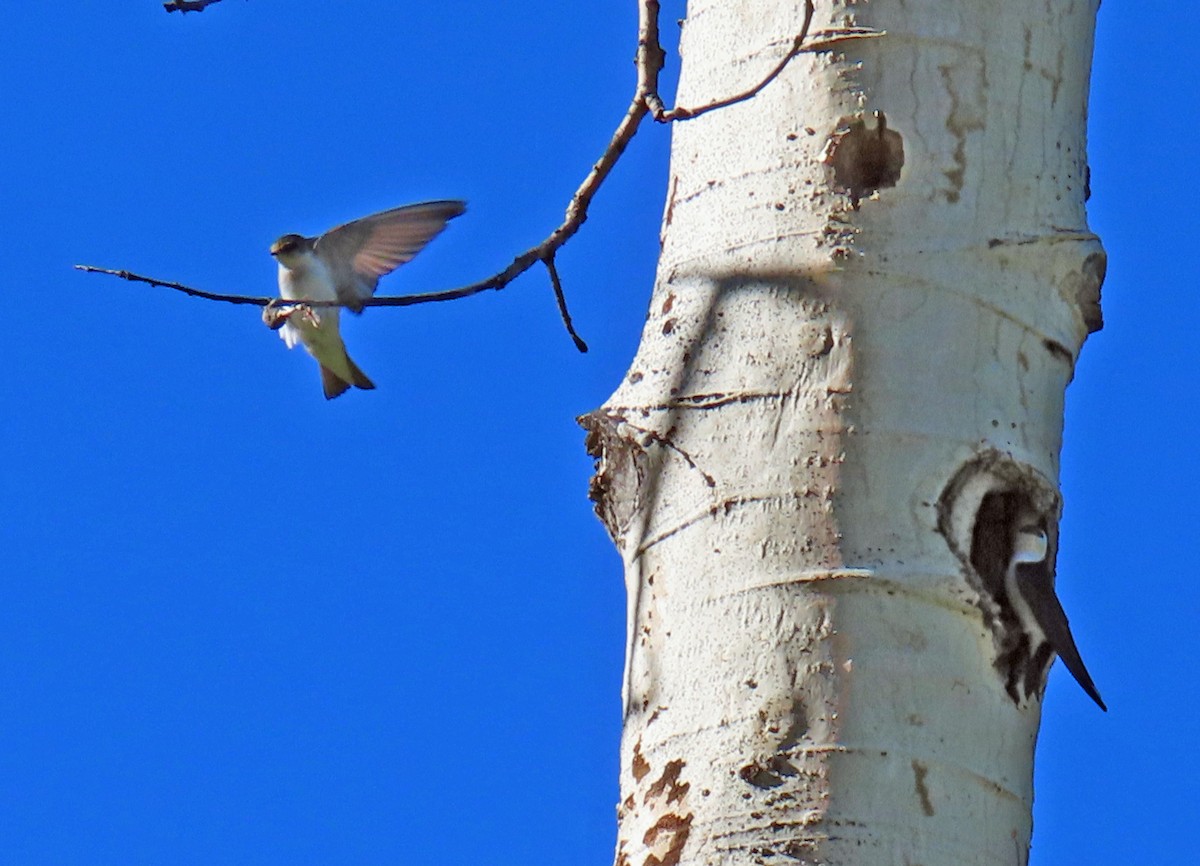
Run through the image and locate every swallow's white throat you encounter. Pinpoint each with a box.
[278,250,337,302]
[1012,526,1048,564]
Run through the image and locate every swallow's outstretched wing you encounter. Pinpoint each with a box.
[315,200,466,310]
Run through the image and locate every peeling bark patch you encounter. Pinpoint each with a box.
[646,759,690,806]
[578,410,650,544]
[623,755,695,865]
[825,111,904,206]
[632,740,651,782]
[912,760,935,816]
[1072,250,1107,334]
[642,812,693,866]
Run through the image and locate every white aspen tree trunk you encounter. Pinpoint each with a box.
[581,1,1105,864]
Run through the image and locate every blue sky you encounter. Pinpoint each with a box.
[0,3,1192,864]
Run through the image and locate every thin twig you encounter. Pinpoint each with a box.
[73,265,267,305]
[648,1,814,122]
[73,263,527,309]
[163,0,224,13]
[543,255,588,353]
[643,2,882,123]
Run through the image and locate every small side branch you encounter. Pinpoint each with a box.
[642,1,882,123]
[163,0,225,13]
[544,256,588,353]
[645,2,814,122]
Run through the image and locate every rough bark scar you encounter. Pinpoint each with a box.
[642,812,693,866]
[1073,250,1107,334]
[633,740,652,781]
[912,760,936,816]
[646,759,690,806]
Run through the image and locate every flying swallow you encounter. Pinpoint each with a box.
[266,200,466,399]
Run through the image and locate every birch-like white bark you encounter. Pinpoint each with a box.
[582,1,1104,863]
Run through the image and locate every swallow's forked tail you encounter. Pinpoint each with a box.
[320,354,376,400]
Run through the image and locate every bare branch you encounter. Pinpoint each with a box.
[79,1,665,340]
[163,0,225,13]
[90,0,849,351]
[73,263,526,310]
[543,255,589,353]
